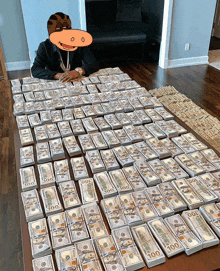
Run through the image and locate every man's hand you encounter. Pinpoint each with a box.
[59,70,80,82]
[54,73,64,80]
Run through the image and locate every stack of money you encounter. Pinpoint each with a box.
[86,149,105,173]
[19,166,38,191]
[201,149,220,170]
[49,138,65,160]
[70,157,89,181]
[47,212,71,249]
[102,101,115,114]
[45,123,61,139]
[93,117,111,131]
[55,245,81,271]
[65,207,90,242]
[13,102,24,116]
[148,159,175,183]
[62,109,74,121]
[182,209,219,248]
[58,180,81,209]
[94,171,117,198]
[40,186,63,216]
[109,100,124,113]
[115,112,132,126]
[200,203,220,237]
[35,101,46,112]
[162,157,189,179]
[123,125,143,143]
[21,189,44,222]
[104,114,122,129]
[157,182,187,212]
[70,119,86,135]
[50,110,63,123]
[34,125,49,142]
[40,111,52,124]
[102,130,121,148]
[135,141,158,161]
[82,117,99,133]
[82,203,109,239]
[112,226,145,270]
[79,178,98,204]
[19,128,34,146]
[63,135,82,157]
[138,96,154,108]
[135,125,154,141]
[168,120,188,135]
[187,177,218,204]
[44,100,55,111]
[25,102,36,114]
[154,106,174,120]
[147,138,171,158]
[145,123,166,139]
[57,121,73,138]
[114,128,133,146]
[32,255,56,271]
[28,218,52,258]
[109,169,133,194]
[135,109,152,124]
[125,144,146,162]
[73,107,85,119]
[128,97,144,110]
[198,173,220,200]
[172,179,204,209]
[131,223,166,267]
[135,160,161,186]
[78,134,96,153]
[189,151,218,173]
[54,159,71,183]
[172,136,198,154]
[160,137,184,157]
[94,235,124,271]
[181,133,207,151]
[145,109,163,122]
[38,162,56,187]
[36,142,51,163]
[113,146,134,167]
[164,214,203,255]
[145,186,175,218]
[82,105,97,118]
[75,239,103,271]
[122,166,147,191]
[20,146,35,167]
[118,194,143,226]
[90,132,108,150]
[101,196,128,229]
[100,149,120,171]
[62,96,75,108]
[148,217,184,257]
[16,115,29,129]
[174,154,206,176]
[119,99,134,112]
[155,120,179,138]
[126,111,143,126]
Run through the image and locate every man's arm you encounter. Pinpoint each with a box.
[31,42,58,80]
[80,47,99,77]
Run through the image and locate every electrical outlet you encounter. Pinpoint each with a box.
[185,43,190,51]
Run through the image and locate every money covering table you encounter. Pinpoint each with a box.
[12,80,220,271]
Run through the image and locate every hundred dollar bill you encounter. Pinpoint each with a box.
[181,133,207,151]
[187,177,218,203]
[135,109,152,124]
[70,156,89,180]
[144,123,166,139]
[24,101,36,114]
[75,239,99,265]
[59,180,81,209]
[160,137,184,157]
[90,132,108,150]
[128,98,144,110]
[35,101,46,112]
[63,135,82,157]
[32,255,56,271]
[119,99,133,112]
[145,109,163,122]
[94,171,117,198]
[199,203,220,223]
[82,105,97,118]
[93,117,111,131]
[125,144,146,162]
[197,173,220,200]
[57,121,73,138]
[162,157,189,179]
[134,160,160,186]
[148,218,184,257]
[28,218,49,239]
[49,138,65,161]
[104,114,122,129]
[16,115,29,129]
[147,137,171,158]
[37,162,55,187]
[86,149,106,173]
[138,96,154,108]
[43,99,55,111]
[71,96,84,107]
[182,209,219,248]
[154,106,174,120]
[40,186,63,216]
[109,169,133,194]
[148,159,175,183]
[19,128,34,146]
[155,120,179,138]
[62,109,74,121]
[122,166,147,191]
[21,189,44,222]
[94,236,117,261]
[34,125,48,142]
[30,231,52,258]
[172,179,204,209]
[131,224,166,267]
[189,151,217,173]
[167,120,187,135]
[51,110,63,123]
[82,117,99,133]
[19,166,37,191]
[101,102,114,114]
[114,129,132,146]
[102,130,121,148]
[45,123,61,139]
[68,219,90,243]
[135,125,154,141]
[54,159,71,183]
[174,153,206,176]
[115,112,132,126]
[20,145,35,167]
[62,96,75,108]
[123,125,143,143]
[125,111,142,126]
[100,149,120,171]
[34,91,45,101]
[201,149,220,169]
[36,142,51,163]
[109,100,124,113]
[70,119,85,135]
[79,178,99,205]
[55,246,81,271]
[40,111,52,124]
[172,136,198,154]
[135,141,158,161]
[113,146,134,167]
[164,214,203,255]
[65,207,84,226]
[112,226,135,250]
[73,107,85,119]
[13,102,24,116]
[78,134,96,153]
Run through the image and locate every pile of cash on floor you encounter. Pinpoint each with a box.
[11,67,220,271]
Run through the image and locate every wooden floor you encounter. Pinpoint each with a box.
[1,62,220,271]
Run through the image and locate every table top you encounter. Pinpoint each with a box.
[13,108,220,271]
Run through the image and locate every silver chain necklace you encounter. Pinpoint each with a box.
[58,50,71,72]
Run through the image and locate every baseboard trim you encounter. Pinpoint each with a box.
[168,56,208,68]
[5,61,31,71]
